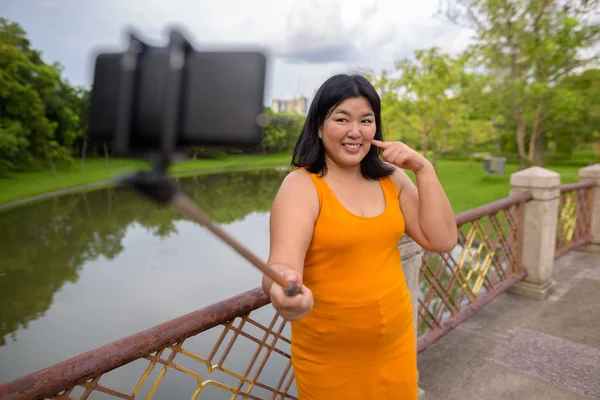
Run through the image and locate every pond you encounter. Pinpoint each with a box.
[0,168,290,393]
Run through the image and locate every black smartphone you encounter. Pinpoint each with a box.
[86,32,268,155]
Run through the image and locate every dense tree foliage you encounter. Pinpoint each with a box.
[434,0,600,166]
[0,18,89,174]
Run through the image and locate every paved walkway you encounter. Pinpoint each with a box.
[417,246,600,400]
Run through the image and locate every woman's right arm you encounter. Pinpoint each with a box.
[262,169,319,321]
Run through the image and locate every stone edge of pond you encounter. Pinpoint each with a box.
[0,181,114,211]
[0,162,292,211]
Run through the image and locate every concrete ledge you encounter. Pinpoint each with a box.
[579,244,600,253]
[510,166,560,189]
[508,278,555,300]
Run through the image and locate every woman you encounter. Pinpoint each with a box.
[261,74,457,399]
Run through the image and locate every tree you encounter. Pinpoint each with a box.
[440,0,600,167]
[369,47,496,166]
[547,68,600,156]
[438,49,497,154]
[0,18,90,174]
[396,47,455,162]
[260,107,305,154]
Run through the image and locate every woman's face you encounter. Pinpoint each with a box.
[319,96,376,168]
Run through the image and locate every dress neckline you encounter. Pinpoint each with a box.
[319,176,390,220]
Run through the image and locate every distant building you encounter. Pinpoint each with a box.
[271,97,307,115]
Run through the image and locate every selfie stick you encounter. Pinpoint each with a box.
[111,31,298,297]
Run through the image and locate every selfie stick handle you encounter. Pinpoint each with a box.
[114,30,298,297]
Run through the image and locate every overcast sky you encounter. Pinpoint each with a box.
[3,0,473,105]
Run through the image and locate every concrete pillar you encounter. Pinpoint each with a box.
[508,166,560,300]
[399,235,425,399]
[400,235,422,342]
[579,164,600,250]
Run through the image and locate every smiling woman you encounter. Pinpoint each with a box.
[261,74,457,399]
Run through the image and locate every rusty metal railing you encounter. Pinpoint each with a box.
[555,181,595,258]
[0,289,298,400]
[416,191,531,352]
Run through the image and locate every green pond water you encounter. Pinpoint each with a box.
[0,168,295,397]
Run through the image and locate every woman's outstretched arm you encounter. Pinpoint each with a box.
[262,169,318,320]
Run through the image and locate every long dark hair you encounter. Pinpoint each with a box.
[291,74,394,179]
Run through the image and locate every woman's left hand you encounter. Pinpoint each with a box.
[371,139,430,173]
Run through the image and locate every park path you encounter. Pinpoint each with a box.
[417,247,600,400]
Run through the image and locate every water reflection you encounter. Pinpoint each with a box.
[0,168,288,386]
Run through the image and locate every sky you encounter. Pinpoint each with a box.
[2,0,474,106]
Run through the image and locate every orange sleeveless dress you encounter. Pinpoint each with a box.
[290,169,417,400]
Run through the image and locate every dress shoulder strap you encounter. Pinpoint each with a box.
[292,167,324,210]
[380,174,400,200]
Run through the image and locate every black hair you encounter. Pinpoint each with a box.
[291,74,394,180]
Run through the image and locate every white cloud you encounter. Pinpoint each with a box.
[271,0,375,64]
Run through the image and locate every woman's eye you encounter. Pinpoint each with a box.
[362,119,373,124]
[337,118,347,123]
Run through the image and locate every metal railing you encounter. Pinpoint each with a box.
[0,180,596,399]
[555,181,595,258]
[0,289,295,400]
[416,191,530,352]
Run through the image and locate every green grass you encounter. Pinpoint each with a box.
[412,159,583,214]
[0,152,293,205]
[0,152,590,211]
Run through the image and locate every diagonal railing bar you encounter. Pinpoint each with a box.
[555,181,594,258]
[417,191,532,351]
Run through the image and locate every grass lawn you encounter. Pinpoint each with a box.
[0,152,590,211]
[0,152,293,205]
[429,159,583,214]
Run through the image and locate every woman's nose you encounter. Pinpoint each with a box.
[347,123,361,137]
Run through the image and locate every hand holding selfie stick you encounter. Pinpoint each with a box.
[91,28,298,296]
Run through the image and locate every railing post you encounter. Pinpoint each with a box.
[580,164,600,250]
[399,235,425,398]
[508,166,560,300]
